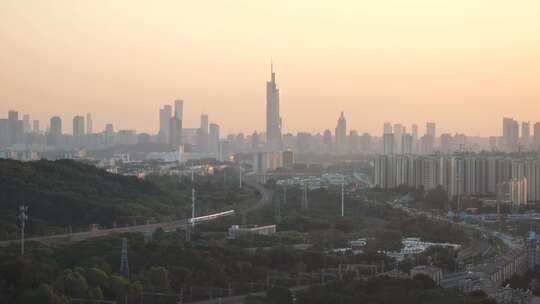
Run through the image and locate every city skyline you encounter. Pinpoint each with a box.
[2,1,540,136]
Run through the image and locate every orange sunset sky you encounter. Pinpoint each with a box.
[1,0,539,136]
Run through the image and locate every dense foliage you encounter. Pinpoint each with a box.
[295,276,496,304]
[0,230,391,304]
[0,159,253,239]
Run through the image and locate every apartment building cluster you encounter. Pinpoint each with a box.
[373,154,540,205]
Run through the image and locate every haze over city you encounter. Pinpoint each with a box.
[2,0,540,135]
[5,1,540,304]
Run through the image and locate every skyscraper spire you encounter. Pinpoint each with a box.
[270,60,275,82]
[266,62,281,151]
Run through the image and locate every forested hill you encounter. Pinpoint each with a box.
[0,159,183,237]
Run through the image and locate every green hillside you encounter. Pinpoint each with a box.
[0,159,184,238]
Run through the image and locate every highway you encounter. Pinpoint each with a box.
[241,172,274,213]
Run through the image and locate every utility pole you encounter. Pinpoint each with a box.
[341,183,344,217]
[239,165,243,189]
[18,205,28,256]
[283,184,287,206]
[187,165,195,241]
[191,188,196,227]
[302,182,308,209]
[191,165,196,227]
[457,172,462,212]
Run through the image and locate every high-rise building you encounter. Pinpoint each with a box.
[534,122,540,150]
[383,133,394,155]
[209,123,220,157]
[86,113,93,134]
[411,124,418,140]
[251,131,261,151]
[360,133,372,153]
[334,112,347,154]
[383,122,392,134]
[348,130,359,153]
[401,133,413,154]
[503,117,520,152]
[0,119,8,147]
[296,132,312,153]
[198,114,209,152]
[420,134,434,155]
[411,124,419,153]
[73,115,85,146]
[394,123,403,152]
[169,116,182,148]
[50,116,62,135]
[440,133,453,154]
[174,99,183,120]
[32,120,39,133]
[105,123,115,145]
[166,101,183,148]
[22,114,31,133]
[426,122,436,138]
[48,116,62,146]
[266,63,282,151]
[73,116,85,136]
[174,99,183,144]
[282,150,294,168]
[8,110,19,145]
[159,105,172,143]
[323,129,332,153]
[522,121,531,149]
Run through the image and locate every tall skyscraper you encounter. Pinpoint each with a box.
[73,116,85,136]
[411,124,419,153]
[334,112,347,154]
[401,133,413,154]
[266,63,282,151]
[105,123,114,145]
[209,123,220,157]
[169,116,182,148]
[32,120,39,133]
[8,110,19,145]
[440,133,453,154]
[426,122,436,138]
[411,124,418,141]
[198,114,209,152]
[22,114,31,133]
[73,115,85,146]
[174,99,183,120]
[534,122,540,150]
[522,121,530,149]
[159,105,172,143]
[323,129,332,153]
[86,113,93,134]
[383,133,394,155]
[48,116,62,146]
[0,119,8,148]
[383,122,393,134]
[393,123,403,152]
[50,116,62,135]
[503,117,519,152]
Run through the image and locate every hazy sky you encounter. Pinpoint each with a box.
[1,0,539,136]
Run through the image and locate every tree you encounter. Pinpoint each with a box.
[143,266,170,292]
[53,269,89,299]
[266,286,293,304]
[424,186,448,210]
